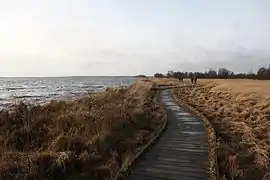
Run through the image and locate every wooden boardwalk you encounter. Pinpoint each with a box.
[126,89,210,180]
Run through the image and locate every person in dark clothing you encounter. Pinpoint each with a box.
[191,77,194,84]
[194,76,197,84]
[178,77,183,82]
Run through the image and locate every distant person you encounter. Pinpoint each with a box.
[194,76,198,84]
[191,77,194,84]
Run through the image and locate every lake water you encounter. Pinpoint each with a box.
[0,77,138,107]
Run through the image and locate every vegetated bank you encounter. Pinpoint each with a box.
[0,80,166,180]
[173,79,270,180]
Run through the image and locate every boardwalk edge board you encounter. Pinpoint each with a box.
[113,90,169,180]
[172,89,219,180]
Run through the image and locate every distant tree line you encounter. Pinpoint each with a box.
[154,65,270,80]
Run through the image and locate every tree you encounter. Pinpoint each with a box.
[267,64,270,75]
[257,67,267,76]
[172,71,183,79]
[167,70,174,78]
[208,68,217,77]
[257,65,270,79]
[154,73,165,78]
[218,68,231,78]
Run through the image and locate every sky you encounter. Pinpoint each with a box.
[0,0,269,76]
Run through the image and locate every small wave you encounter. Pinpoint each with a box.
[70,92,81,95]
[55,88,70,92]
[6,87,25,91]
[92,85,104,88]
[35,86,47,89]
[13,95,44,99]
[74,85,103,89]
[48,93,61,96]
[77,85,93,88]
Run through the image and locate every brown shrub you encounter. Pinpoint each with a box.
[0,81,166,180]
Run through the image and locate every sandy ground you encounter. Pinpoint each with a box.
[172,79,270,180]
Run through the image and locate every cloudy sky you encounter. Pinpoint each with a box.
[0,0,269,76]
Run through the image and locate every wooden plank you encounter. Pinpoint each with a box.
[129,174,207,180]
[143,153,209,161]
[149,148,208,156]
[154,146,208,153]
[132,173,206,180]
[138,164,207,173]
[137,154,209,165]
[138,162,208,171]
[159,139,208,144]
[125,90,210,180]
[156,145,209,151]
[134,167,208,178]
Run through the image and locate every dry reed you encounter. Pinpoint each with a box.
[173,79,270,180]
[0,81,166,180]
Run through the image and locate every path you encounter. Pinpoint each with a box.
[126,89,210,180]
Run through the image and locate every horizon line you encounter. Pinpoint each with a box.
[0,75,151,78]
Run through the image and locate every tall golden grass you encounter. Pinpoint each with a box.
[173,79,270,180]
[0,81,166,180]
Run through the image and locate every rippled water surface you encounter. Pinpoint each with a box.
[0,77,137,107]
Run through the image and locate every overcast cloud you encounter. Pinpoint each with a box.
[0,0,269,76]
